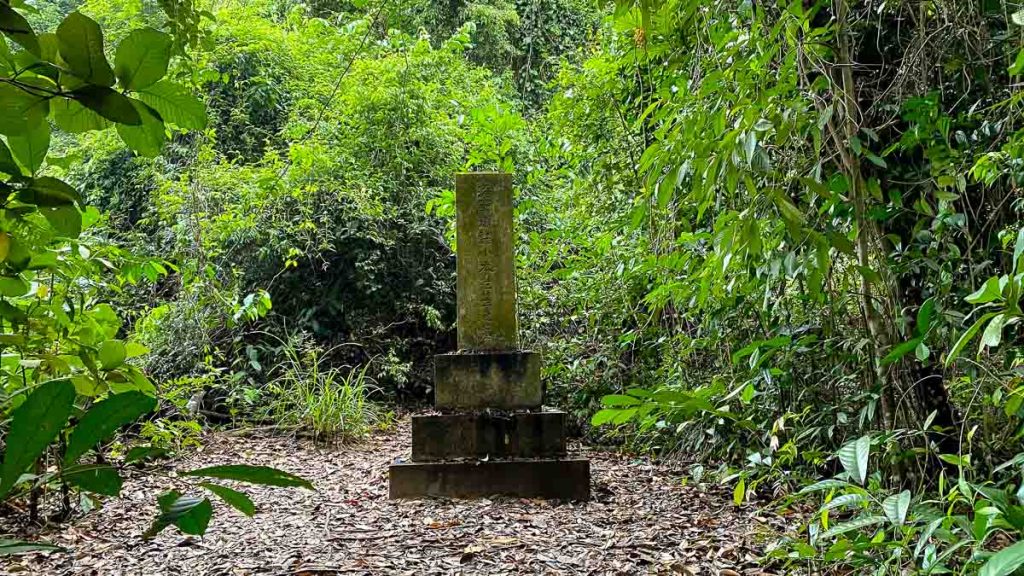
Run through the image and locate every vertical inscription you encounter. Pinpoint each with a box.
[475,180,496,341]
[455,173,518,351]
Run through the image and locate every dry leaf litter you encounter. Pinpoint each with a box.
[1,416,791,575]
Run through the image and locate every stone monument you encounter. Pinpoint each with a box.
[389,173,591,500]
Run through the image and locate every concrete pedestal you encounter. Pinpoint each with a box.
[389,458,590,500]
[433,352,542,410]
[412,411,566,461]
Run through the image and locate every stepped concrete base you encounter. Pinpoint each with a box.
[389,459,590,500]
[412,411,566,461]
[434,352,542,410]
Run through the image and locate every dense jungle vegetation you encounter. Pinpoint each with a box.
[3,0,1024,573]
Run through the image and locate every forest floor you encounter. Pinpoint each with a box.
[3,416,794,575]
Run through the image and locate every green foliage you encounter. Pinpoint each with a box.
[0,2,309,542]
[182,464,314,489]
[512,0,1024,572]
[773,433,1024,574]
[9,0,1024,570]
[0,379,76,499]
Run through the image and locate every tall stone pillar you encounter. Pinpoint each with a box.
[389,173,590,500]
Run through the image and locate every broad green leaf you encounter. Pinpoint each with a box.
[124,445,166,464]
[1014,228,1024,273]
[0,275,28,297]
[144,492,213,538]
[97,339,127,370]
[63,465,122,496]
[826,231,855,255]
[0,83,49,136]
[882,490,911,525]
[980,314,1006,350]
[608,407,636,424]
[881,338,921,367]
[0,4,40,56]
[20,176,82,206]
[182,464,313,489]
[71,86,141,125]
[979,541,1024,576]
[938,453,969,467]
[773,190,806,227]
[116,100,165,157]
[64,391,157,465]
[915,341,930,361]
[819,515,887,540]
[590,408,618,426]
[138,81,207,130]
[56,12,114,86]
[35,32,59,64]
[51,98,111,133]
[946,312,998,366]
[917,298,935,333]
[0,539,63,556]
[733,477,745,506]
[0,139,21,176]
[966,276,1003,304]
[601,394,642,407]
[818,493,868,513]
[838,435,870,485]
[114,28,172,90]
[125,341,150,358]
[200,482,255,516]
[1006,390,1024,418]
[7,120,49,175]
[857,265,882,285]
[40,205,82,238]
[798,478,856,494]
[0,379,76,498]
[865,152,887,168]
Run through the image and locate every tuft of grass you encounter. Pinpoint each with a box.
[261,332,385,441]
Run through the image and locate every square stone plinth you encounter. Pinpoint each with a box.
[412,411,566,461]
[389,459,590,500]
[434,351,542,410]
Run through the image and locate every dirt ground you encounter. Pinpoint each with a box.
[2,417,792,575]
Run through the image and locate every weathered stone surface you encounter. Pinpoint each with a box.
[412,411,566,461]
[434,351,542,410]
[389,459,590,500]
[455,172,518,351]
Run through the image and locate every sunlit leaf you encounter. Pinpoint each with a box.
[57,12,114,86]
[837,436,870,485]
[7,120,49,175]
[116,100,165,157]
[114,27,172,91]
[0,4,40,56]
[138,81,207,130]
[979,541,1024,576]
[882,490,911,525]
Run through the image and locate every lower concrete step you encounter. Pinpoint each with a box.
[389,459,590,500]
[412,411,566,461]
